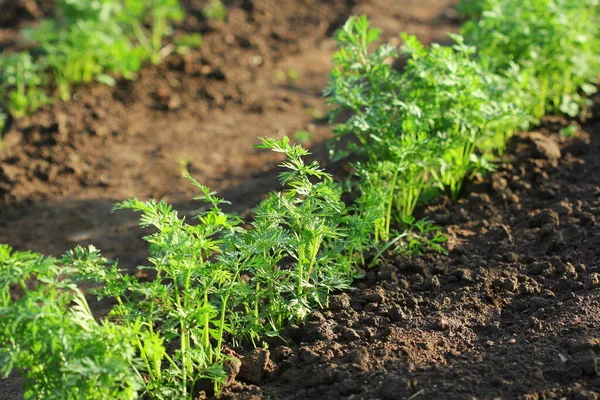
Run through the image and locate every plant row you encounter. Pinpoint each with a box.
[1,0,599,398]
[326,0,599,244]
[0,0,227,132]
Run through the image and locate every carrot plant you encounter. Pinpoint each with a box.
[27,18,144,100]
[456,0,487,18]
[225,137,368,344]
[400,33,529,199]
[203,0,228,22]
[77,185,242,398]
[121,0,185,64]
[0,113,6,139]
[326,3,597,245]
[325,16,426,240]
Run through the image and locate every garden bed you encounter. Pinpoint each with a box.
[1,0,599,399]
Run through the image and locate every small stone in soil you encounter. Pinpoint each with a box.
[584,273,600,289]
[529,209,560,228]
[329,293,351,311]
[570,350,598,377]
[237,348,271,385]
[388,304,407,322]
[528,261,553,275]
[435,316,451,331]
[528,132,561,160]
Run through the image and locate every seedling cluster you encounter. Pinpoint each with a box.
[0,0,207,132]
[1,0,598,398]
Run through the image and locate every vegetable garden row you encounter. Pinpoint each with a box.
[1,0,599,399]
[0,0,223,133]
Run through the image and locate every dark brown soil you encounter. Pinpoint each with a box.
[3,1,600,399]
[220,117,600,399]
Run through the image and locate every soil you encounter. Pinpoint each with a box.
[2,1,599,400]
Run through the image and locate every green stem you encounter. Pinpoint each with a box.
[135,336,157,382]
[216,294,229,360]
[203,291,211,363]
[173,278,187,397]
[133,23,154,62]
[305,235,323,278]
[152,10,166,64]
[385,166,401,240]
[297,243,305,295]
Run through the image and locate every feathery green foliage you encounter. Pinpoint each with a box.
[0,0,190,119]
[0,138,374,398]
[1,0,599,397]
[325,15,530,243]
[461,0,600,118]
[0,53,50,117]
[0,246,142,399]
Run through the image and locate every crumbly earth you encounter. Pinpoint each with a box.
[220,115,600,399]
[2,1,600,400]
